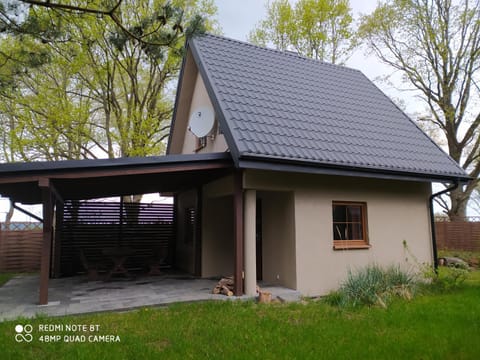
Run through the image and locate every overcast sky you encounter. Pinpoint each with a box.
[215,1,381,75]
[215,0,377,41]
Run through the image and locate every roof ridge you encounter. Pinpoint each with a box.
[194,33,361,74]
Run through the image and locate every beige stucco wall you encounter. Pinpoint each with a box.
[259,191,296,289]
[181,73,228,154]
[202,195,234,277]
[201,175,235,277]
[245,170,432,296]
[168,50,197,154]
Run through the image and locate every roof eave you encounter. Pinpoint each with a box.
[238,156,471,184]
[0,153,233,178]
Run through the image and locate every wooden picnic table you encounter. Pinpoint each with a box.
[102,247,135,280]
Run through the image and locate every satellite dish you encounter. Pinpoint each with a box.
[189,106,215,137]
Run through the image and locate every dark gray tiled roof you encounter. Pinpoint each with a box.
[190,34,468,181]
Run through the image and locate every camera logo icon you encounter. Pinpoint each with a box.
[15,324,33,343]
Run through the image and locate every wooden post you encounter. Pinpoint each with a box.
[233,171,244,296]
[39,179,53,305]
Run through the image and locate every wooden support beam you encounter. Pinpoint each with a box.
[12,203,43,223]
[233,171,244,296]
[39,184,53,305]
[39,177,64,204]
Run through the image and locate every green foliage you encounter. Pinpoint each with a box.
[402,240,470,292]
[249,0,355,63]
[326,264,417,308]
[359,0,480,217]
[0,0,219,161]
[431,266,469,291]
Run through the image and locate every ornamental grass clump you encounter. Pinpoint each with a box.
[327,264,417,308]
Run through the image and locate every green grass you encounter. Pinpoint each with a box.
[0,272,479,360]
[0,273,16,287]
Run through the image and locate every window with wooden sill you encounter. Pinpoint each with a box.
[332,201,370,250]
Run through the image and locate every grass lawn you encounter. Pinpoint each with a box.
[0,273,16,287]
[0,272,479,360]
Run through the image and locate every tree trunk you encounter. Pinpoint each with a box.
[122,194,143,224]
[5,201,14,227]
[448,187,469,220]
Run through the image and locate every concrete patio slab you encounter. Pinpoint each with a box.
[0,274,301,321]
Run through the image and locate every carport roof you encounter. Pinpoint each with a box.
[0,152,233,204]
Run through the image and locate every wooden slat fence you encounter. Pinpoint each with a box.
[435,217,480,252]
[0,201,175,275]
[0,226,43,272]
[59,201,175,276]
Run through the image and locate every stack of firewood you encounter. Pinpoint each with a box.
[212,276,235,296]
[212,276,261,296]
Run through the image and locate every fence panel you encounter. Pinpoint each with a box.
[435,217,480,252]
[0,227,43,272]
[59,201,175,276]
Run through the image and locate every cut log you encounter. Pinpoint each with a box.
[258,291,272,303]
[221,285,233,296]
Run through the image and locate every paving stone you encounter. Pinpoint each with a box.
[0,274,301,320]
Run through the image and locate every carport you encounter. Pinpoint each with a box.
[0,153,244,305]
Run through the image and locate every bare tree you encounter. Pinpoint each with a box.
[360,0,480,218]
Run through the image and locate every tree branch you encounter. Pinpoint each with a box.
[19,0,122,16]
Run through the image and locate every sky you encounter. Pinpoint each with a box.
[0,1,472,220]
[215,0,378,41]
[215,1,382,76]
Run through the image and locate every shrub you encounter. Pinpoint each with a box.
[432,266,469,290]
[326,264,417,308]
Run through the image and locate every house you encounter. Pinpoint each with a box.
[167,34,469,296]
[0,34,470,304]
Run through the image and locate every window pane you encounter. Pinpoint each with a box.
[347,206,361,222]
[333,205,347,222]
[347,223,363,240]
[332,202,367,243]
[333,224,347,240]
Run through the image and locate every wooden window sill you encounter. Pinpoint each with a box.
[333,244,371,250]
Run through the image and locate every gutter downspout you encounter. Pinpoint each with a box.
[429,181,459,272]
